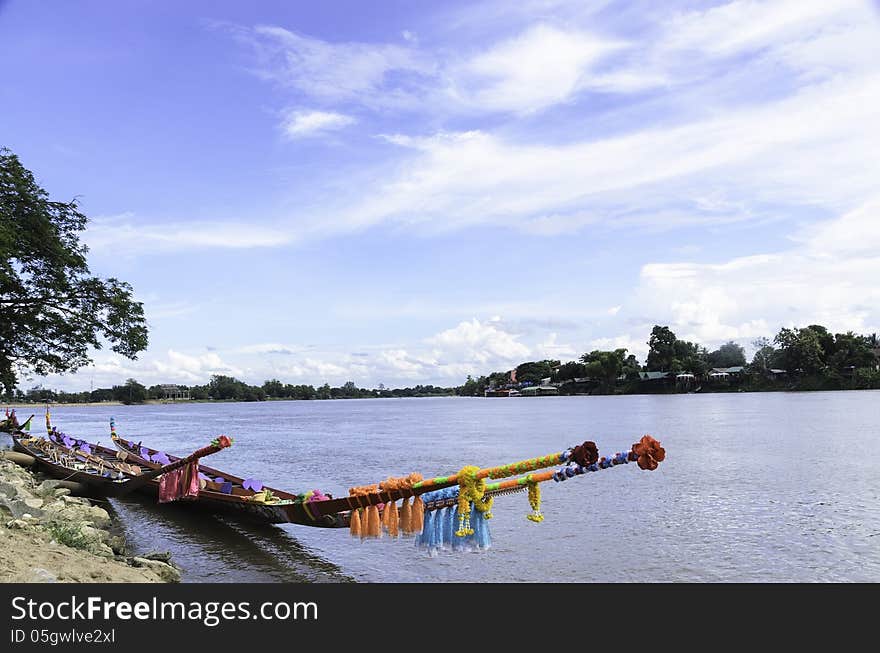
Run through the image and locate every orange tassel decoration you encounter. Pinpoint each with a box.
[381,502,391,530]
[412,495,424,533]
[400,497,412,533]
[366,504,381,537]
[387,500,399,537]
[350,507,361,538]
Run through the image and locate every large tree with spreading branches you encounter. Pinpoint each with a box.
[0,148,148,393]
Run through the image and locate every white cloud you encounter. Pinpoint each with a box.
[152,350,244,382]
[449,24,623,113]
[662,0,865,59]
[86,214,293,255]
[587,334,649,361]
[534,332,577,361]
[426,318,531,365]
[282,109,354,138]
[322,71,880,236]
[636,200,880,345]
[238,25,433,108]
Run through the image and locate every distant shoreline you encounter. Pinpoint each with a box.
[4,385,879,412]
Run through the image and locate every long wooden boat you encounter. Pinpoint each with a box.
[109,429,348,528]
[13,420,348,528]
[60,412,668,550]
[11,431,230,499]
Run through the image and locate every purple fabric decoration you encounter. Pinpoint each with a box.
[220,481,233,494]
[198,473,210,481]
[151,452,171,466]
[61,436,74,448]
[242,479,263,492]
[79,443,92,455]
[214,477,225,483]
[139,447,150,459]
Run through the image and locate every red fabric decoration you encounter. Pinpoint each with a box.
[159,460,200,503]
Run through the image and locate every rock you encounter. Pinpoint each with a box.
[53,488,71,498]
[107,535,127,555]
[142,551,173,563]
[85,506,111,528]
[6,519,30,530]
[29,568,58,583]
[60,495,91,506]
[0,496,45,520]
[39,479,88,497]
[24,497,43,510]
[131,557,181,583]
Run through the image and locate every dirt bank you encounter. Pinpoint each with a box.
[0,455,180,583]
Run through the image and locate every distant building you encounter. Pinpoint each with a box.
[159,384,190,400]
[711,366,745,375]
[638,371,671,381]
[520,385,558,396]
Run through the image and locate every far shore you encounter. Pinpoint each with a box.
[4,384,880,414]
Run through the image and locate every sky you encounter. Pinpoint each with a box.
[2,0,879,391]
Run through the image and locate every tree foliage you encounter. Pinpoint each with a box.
[580,349,628,388]
[0,148,148,393]
[707,341,747,368]
[646,325,707,373]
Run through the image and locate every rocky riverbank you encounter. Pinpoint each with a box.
[0,454,181,583]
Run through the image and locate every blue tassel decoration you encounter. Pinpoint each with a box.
[472,507,492,550]
[416,487,492,553]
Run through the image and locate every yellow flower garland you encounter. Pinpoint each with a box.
[526,480,544,523]
[455,465,494,537]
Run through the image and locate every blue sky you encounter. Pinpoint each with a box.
[2,0,879,390]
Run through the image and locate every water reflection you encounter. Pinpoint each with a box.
[105,493,352,583]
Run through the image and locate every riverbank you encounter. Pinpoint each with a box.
[0,453,180,583]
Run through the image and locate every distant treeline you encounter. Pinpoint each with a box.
[5,323,878,405]
[3,376,455,405]
[456,323,880,396]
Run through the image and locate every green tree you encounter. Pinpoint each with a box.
[0,148,148,393]
[341,381,359,398]
[262,378,284,398]
[514,360,559,385]
[458,374,482,396]
[646,326,677,371]
[316,383,331,400]
[750,337,776,372]
[580,349,628,389]
[189,384,209,400]
[113,378,146,404]
[622,354,642,379]
[774,327,824,374]
[829,332,875,370]
[707,341,747,368]
[805,324,835,363]
[208,375,244,400]
[552,361,587,382]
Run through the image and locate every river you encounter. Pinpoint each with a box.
[8,392,880,582]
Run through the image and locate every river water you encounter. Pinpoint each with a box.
[9,392,880,582]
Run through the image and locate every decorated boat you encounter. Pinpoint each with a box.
[7,411,344,527]
[110,415,667,552]
[11,428,231,499]
[107,418,347,527]
[1,408,33,433]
